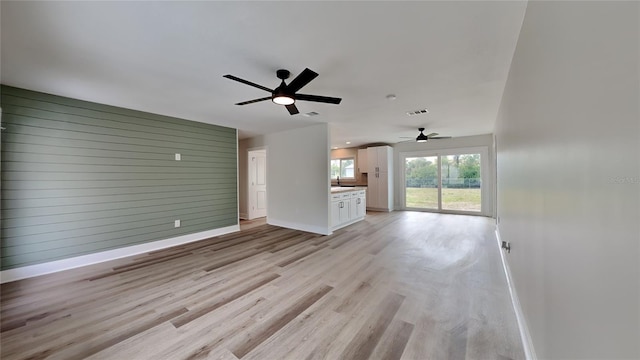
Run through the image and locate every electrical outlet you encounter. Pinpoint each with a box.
[174,219,181,228]
[175,153,181,161]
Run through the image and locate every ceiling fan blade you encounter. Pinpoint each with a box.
[285,103,299,115]
[235,97,271,105]
[286,68,318,93]
[223,75,273,93]
[429,136,452,139]
[425,133,438,137]
[296,94,342,104]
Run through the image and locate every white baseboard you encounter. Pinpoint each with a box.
[267,218,331,236]
[0,225,240,284]
[495,227,537,360]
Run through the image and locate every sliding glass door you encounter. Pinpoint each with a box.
[405,156,439,210]
[441,154,481,212]
[402,148,487,215]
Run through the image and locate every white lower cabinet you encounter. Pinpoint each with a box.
[331,198,341,228]
[332,189,366,230]
[339,192,351,224]
[350,190,366,219]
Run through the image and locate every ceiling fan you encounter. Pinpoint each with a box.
[223,68,342,115]
[400,127,452,142]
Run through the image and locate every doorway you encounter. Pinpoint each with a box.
[248,149,267,219]
[402,147,489,215]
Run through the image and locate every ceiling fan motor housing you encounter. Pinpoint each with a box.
[273,71,294,105]
[276,69,290,80]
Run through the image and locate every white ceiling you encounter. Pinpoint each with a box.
[1,1,527,148]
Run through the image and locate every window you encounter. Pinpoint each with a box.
[331,158,355,179]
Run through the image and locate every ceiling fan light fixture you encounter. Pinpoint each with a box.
[272,95,295,105]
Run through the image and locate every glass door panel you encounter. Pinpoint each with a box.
[441,154,481,212]
[405,156,439,209]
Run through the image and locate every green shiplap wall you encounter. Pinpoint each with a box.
[0,85,238,270]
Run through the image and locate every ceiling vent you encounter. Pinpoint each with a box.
[302,111,319,117]
[406,108,429,116]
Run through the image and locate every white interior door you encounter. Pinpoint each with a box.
[248,149,267,219]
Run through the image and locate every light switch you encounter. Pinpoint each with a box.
[175,153,181,161]
[174,219,181,228]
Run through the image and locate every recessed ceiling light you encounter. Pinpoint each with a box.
[345,141,351,145]
[332,146,339,150]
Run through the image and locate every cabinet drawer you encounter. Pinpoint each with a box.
[331,193,342,201]
[351,190,367,197]
[341,193,351,199]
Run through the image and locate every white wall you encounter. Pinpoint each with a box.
[393,134,496,216]
[495,1,639,359]
[264,123,331,235]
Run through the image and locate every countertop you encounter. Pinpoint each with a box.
[330,186,367,193]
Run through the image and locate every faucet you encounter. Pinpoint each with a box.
[337,176,340,186]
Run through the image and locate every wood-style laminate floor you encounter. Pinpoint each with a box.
[0,211,524,360]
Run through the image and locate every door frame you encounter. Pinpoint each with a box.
[247,147,267,220]
[399,146,490,216]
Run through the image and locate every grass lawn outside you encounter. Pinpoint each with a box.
[405,187,481,211]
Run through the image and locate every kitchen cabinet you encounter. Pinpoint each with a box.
[367,145,393,211]
[331,188,366,231]
[367,146,389,174]
[339,192,351,224]
[331,192,351,230]
[357,148,368,173]
[350,190,367,219]
[331,197,341,228]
